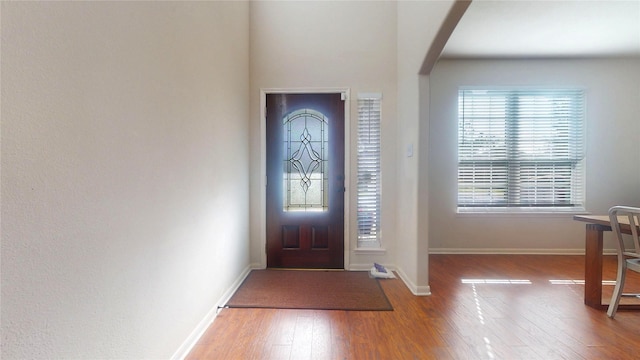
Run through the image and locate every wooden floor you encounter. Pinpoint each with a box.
[187,255,640,359]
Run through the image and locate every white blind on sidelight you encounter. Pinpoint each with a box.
[458,89,585,210]
[357,93,382,247]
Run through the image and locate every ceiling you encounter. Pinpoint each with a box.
[441,0,640,59]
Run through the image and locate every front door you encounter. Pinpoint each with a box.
[266,93,345,269]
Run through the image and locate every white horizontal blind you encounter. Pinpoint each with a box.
[357,94,381,247]
[458,89,585,208]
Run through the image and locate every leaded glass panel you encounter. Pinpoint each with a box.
[283,109,329,211]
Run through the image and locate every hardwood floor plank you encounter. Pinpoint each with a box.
[267,344,291,360]
[290,312,314,360]
[186,255,640,359]
[307,313,330,360]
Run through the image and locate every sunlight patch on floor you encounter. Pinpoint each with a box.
[548,279,616,285]
[549,279,585,285]
[462,279,532,284]
[469,283,495,359]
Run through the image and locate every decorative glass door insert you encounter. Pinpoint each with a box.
[266,92,345,269]
[282,109,329,211]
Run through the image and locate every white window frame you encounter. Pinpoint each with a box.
[357,93,382,247]
[457,88,586,213]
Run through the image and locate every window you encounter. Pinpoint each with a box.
[357,93,381,247]
[457,89,585,211]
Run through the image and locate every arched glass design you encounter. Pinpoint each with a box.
[283,109,329,212]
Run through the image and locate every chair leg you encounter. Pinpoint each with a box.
[607,261,627,318]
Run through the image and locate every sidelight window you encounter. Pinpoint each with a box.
[357,93,382,247]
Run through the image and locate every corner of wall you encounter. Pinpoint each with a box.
[395,266,432,296]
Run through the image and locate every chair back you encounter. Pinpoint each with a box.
[608,206,640,258]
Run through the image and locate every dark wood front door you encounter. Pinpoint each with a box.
[266,93,345,269]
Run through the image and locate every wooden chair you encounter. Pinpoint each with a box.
[607,206,640,318]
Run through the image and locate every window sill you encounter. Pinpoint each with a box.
[354,247,387,255]
[456,206,588,217]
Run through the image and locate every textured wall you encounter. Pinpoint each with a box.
[1,2,249,358]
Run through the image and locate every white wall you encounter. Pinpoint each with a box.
[248,1,399,269]
[1,2,250,358]
[429,58,640,253]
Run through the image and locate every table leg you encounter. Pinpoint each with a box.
[584,224,604,309]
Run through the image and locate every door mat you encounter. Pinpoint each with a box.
[226,270,393,311]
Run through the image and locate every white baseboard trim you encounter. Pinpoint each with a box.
[171,264,258,360]
[348,263,399,276]
[428,248,613,255]
[395,267,431,296]
[347,263,379,271]
[349,263,431,296]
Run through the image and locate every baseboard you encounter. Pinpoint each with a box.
[348,263,400,276]
[171,263,258,360]
[353,248,620,296]
[428,248,610,255]
[347,263,379,271]
[395,267,431,296]
[349,263,431,296]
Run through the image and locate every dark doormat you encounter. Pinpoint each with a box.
[226,270,393,311]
